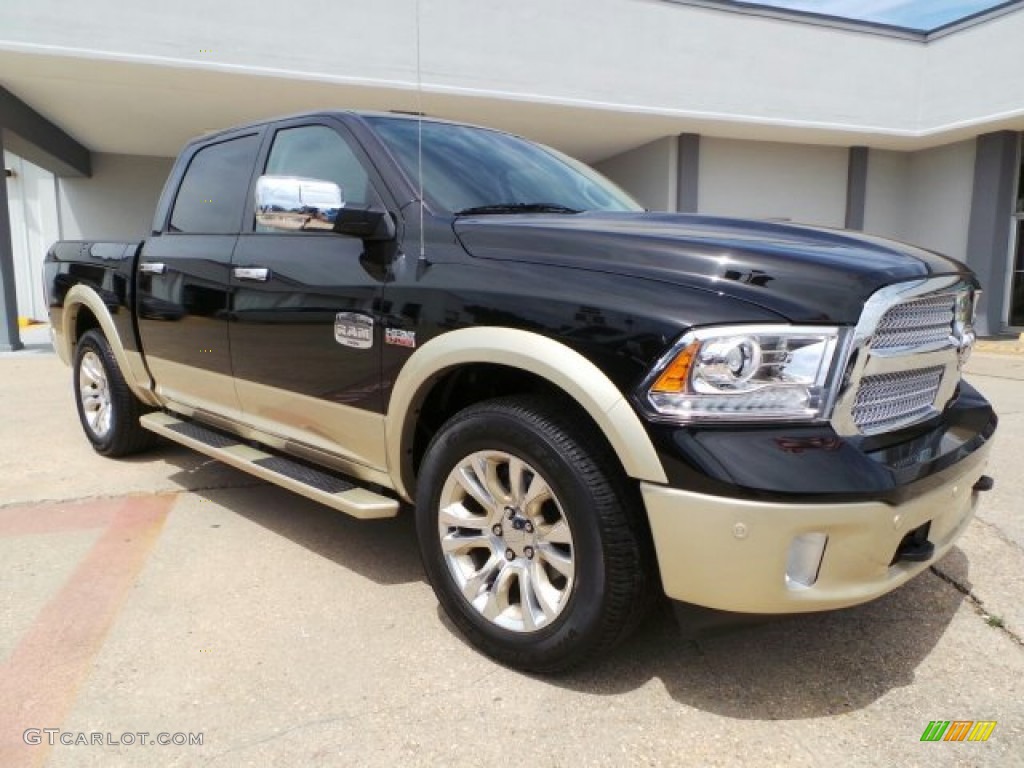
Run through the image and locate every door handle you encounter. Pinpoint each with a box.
[233,267,270,282]
[139,262,166,275]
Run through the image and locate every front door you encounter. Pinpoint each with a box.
[136,132,261,416]
[229,120,394,471]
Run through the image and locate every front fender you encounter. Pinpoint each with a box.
[384,326,667,502]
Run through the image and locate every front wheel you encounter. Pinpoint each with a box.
[73,329,155,457]
[415,396,653,673]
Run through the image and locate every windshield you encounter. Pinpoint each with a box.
[366,117,643,215]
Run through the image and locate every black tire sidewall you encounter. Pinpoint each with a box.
[74,332,115,450]
[416,403,614,668]
[72,329,146,456]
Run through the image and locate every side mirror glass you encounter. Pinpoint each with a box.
[255,175,395,241]
[256,175,344,232]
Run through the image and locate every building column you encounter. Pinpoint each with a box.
[0,132,23,351]
[845,146,868,230]
[676,133,700,213]
[966,131,1018,336]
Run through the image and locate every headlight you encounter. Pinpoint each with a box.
[639,325,845,422]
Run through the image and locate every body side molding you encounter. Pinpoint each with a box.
[385,327,668,501]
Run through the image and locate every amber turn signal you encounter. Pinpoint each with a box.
[651,342,700,394]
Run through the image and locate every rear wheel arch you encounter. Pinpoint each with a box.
[72,304,101,345]
[60,285,160,407]
[385,327,667,502]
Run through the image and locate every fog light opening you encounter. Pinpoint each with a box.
[785,532,828,590]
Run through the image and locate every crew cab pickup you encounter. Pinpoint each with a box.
[45,111,997,672]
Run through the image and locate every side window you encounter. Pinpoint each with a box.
[264,125,377,208]
[169,135,260,234]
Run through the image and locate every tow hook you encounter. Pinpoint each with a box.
[973,475,995,493]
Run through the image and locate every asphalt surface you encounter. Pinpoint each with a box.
[1,327,1022,767]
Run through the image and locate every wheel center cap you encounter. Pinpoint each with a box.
[501,509,532,555]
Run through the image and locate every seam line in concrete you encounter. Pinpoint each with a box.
[0,483,267,511]
[930,566,1024,648]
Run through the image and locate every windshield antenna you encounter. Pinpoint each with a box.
[415,0,426,261]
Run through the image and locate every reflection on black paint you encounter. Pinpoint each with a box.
[724,268,775,287]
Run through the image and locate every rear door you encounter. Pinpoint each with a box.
[136,131,261,416]
[228,118,395,471]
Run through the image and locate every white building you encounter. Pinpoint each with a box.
[1,0,1023,347]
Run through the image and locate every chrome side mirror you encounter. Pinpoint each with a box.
[255,175,344,232]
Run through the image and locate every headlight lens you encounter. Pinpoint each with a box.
[641,325,844,422]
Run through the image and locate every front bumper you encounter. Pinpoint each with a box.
[642,433,993,613]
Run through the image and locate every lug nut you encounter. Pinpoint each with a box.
[492,525,503,536]
[505,548,515,561]
[524,546,535,560]
[524,521,534,533]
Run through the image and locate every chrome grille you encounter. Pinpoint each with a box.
[831,277,972,438]
[871,293,956,351]
[852,366,944,433]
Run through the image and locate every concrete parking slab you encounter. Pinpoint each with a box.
[1,341,1021,767]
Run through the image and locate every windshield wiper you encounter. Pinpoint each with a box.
[454,203,582,216]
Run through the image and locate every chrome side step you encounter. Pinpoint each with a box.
[140,412,399,520]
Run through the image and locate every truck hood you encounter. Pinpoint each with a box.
[453,212,970,324]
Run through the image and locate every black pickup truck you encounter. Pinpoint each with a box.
[45,111,996,672]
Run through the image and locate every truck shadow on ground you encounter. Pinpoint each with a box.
[162,450,425,587]
[161,447,968,721]
[555,548,970,719]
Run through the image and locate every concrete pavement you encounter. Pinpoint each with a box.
[1,334,1021,767]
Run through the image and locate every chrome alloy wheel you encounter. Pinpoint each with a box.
[78,350,113,438]
[437,450,576,632]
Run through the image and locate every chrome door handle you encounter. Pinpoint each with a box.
[139,262,166,275]
[233,267,270,282]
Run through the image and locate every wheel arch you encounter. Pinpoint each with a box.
[385,327,667,502]
[61,284,161,407]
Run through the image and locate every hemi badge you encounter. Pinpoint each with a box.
[385,328,417,349]
[334,312,374,349]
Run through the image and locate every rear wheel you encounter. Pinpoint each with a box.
[73,329,155,457]
[415,395,653,673]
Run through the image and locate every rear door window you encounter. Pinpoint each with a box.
[169,135,260,234]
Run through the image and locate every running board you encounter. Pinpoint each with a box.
[140,412,399,519]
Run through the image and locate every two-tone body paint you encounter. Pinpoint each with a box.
[43,110,995,512]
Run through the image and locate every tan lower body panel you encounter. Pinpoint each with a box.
[140,412,398,520]
[233,377,388,470]
[643,440,992,613]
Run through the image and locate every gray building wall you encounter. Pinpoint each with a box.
[863,149,912,243]
[594,138,677,212]
[862,142,976,261]
[698,138,849,228]
[904,140,977,262]
[57,153,174,240]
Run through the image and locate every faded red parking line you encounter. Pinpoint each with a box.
[0,498,127,537]
[0,495,173,768]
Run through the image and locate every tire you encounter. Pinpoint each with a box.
[73,329,155,457]
[415,395,654,673]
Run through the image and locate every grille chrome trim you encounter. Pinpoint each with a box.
[831,276,975,437]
